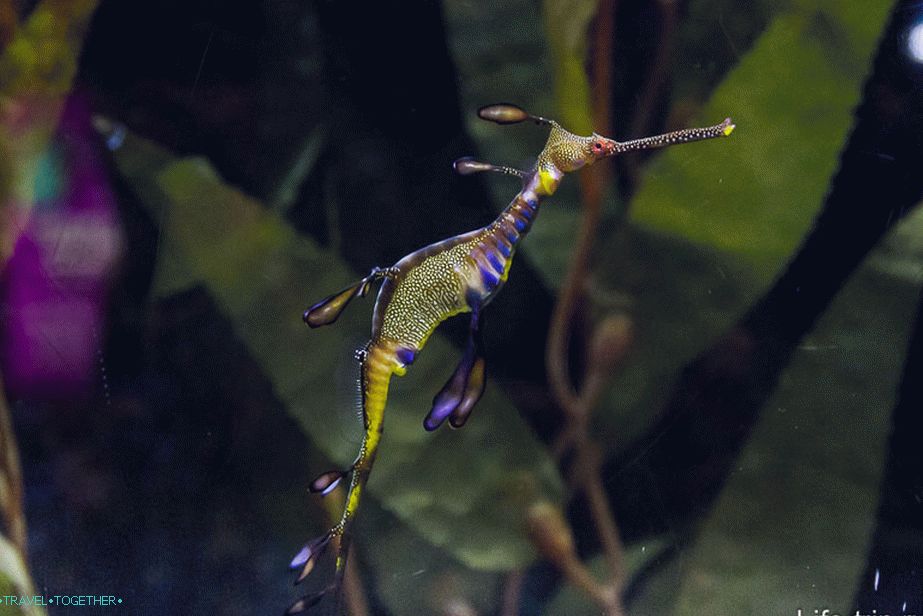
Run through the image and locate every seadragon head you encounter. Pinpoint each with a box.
[468,103,734,194]
[538,125,618,173]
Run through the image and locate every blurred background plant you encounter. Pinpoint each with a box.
[2,0,923,615]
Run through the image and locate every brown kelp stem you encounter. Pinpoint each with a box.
[343,548,370,616]
[627,0,678,140]
[0,3,16,49]
[500,571,524,616]
[527,502,621,616]
[545,0,616,415]
[544,0,630,611]
[544,173,601,412]
[0,377,26,557]
[592,0,615,142]
[622,0,679,191]
[0,378,45,616]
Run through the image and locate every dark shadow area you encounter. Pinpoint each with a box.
[8,117,328,612]
[16,281,327,614]
[853,286,923,613]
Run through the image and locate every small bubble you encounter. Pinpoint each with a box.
[106,125,126,151]
[907,22,923,63]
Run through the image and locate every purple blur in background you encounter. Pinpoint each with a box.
[1,97,122,399]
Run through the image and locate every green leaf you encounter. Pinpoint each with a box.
[541,0,597,135]
[362,499,503,616]
[669,208,921,614]
[631,2,893,278]
[593,225,761,449]
[0,0,101,206]
[545,538,675,616]
[0,384,42,615]
[110,130,563,571]
[0,534,46,616]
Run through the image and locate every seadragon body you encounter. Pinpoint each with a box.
[288,104,734,613]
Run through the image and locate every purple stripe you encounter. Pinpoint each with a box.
[494,237,512,257]
[486,250,505,274]
[480,264,500,288]
[396,347,416,365]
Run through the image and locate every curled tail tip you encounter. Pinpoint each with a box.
[286,533,344,612]
[289,532,333,583]
[285,588,329,614]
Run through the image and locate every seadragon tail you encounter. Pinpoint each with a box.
[288,340,398,614]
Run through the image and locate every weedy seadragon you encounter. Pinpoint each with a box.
[288,103,735,613]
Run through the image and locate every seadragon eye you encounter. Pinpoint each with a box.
[593,141,603,151]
